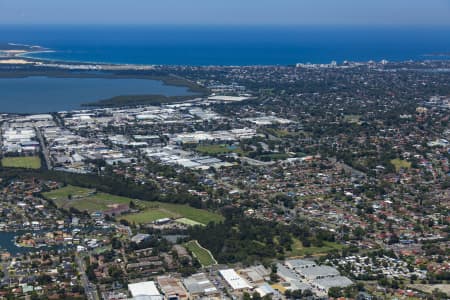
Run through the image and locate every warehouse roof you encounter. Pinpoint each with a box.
[285,259,316,270]
[297,266,340,279]
[128,281,161,298]
[219,269,252,290]
[183,273,217,295]
[313,276,353,290]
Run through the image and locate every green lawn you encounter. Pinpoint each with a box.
[43,186,224,225]
[121,209,173,223]
[157,203,224,225]
[196,144,244,155]
[122,202,223,225]
[44,187,131,211]
[43,185,95,199]
[185,240,217,267]
[287,238,345,257]
[390,159,412,172]
[265,128,302,138]
[175,218,205,227]
[1,156,41,169]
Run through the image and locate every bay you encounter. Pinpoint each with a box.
[0,76,196,113]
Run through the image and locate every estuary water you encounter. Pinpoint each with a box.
[0,76,196,113]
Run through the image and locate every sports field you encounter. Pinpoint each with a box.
[175,218,204,226]
[196,144,245,155]
[43,185,224,225]
[1,156,41,169]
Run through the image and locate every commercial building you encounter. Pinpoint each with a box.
[285,259,316,270]
[157,276,188,300]
[128,281,163,300]
[219,269,252,291]
[240,265,271,284]
[312,276,353,292]
[183,273,219,299]
[276,263,313,291]
[296,266,340,280]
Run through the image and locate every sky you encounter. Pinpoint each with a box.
[0,0,449,26]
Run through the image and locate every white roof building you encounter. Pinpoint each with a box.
[183,273,218,296]
[128,281,163,299]
[285,259,317,270]
[312,276,353,291]
[219,269,252,291]
[208,95,250,102]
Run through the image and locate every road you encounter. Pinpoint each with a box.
[76,253,100,300]
[34,126,52,170]
[2,261,9,287]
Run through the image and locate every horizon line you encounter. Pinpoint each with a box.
[1,23,450,27]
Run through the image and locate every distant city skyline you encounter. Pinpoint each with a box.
[0,0,449,26]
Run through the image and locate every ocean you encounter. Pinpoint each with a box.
[1,25,450,65]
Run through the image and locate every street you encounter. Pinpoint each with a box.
[76,253,99,300]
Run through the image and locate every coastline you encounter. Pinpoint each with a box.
[16,49,56,62]
[6,41,450,67]
[17,48,159,67]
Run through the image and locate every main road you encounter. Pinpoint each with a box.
[76,253,100,300]
[34,126,52,170]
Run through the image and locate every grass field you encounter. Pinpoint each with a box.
[159,203,223,224]
[44,185,95,199]
[175,218,204,226]
[1,156,41,169]
[121,210,172,223]
[43,186,224,225]
[287,238,345,257]
[265,128,302,138]
[44,187,131,211]
[185,240,217,267]
[195,144,245,155]
[391,159,412,171]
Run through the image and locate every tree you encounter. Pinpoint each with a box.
[328,287,343,298]
[111,237,122,249]
[353,226,365,240]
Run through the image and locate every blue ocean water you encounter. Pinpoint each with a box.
[1,25,450,65]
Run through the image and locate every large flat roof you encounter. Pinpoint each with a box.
[313,276,353,290]
[208,95,250,102]
[219,269,252,290]
[297,266,340,279]
[183,273,217,295]
[285,259,316,269]
[128,281,161,298]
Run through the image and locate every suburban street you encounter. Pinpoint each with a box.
[76,253,99,300]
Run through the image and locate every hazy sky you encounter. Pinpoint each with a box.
[0,0,449,26]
